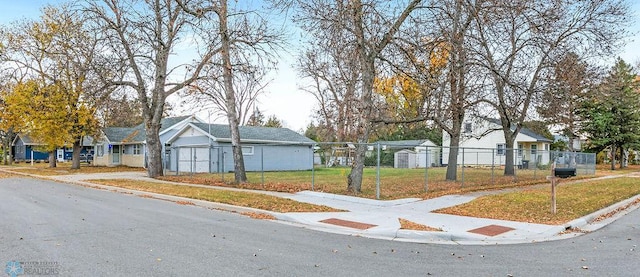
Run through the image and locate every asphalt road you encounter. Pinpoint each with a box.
[1,177,638,276]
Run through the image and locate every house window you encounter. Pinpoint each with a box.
[97,145,104,157]
[242,146,254,155]
[531,144,537,156]
[464,122,472,133]
[517,144,523,157]
[133,145,141,155]
[496,143,506,155]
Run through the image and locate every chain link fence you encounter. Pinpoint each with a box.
[166,142,596,199]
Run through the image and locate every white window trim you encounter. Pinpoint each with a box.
[97,144,104,157]
[133,144,141,155]
[517,144,523,157]
[242,146,254,155]
[496,143,506,156]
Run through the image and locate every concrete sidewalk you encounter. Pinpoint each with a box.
[5,168,640,245]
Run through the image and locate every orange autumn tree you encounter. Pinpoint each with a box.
[1,80,98,167]
[1,5,103,168]
[373,41,449,139]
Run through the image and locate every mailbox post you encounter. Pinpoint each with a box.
[547,162,577,214]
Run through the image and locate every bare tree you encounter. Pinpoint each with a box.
[176,0,283,183]
[100,91,145,127]
[295,29,360,142]
[388,0,486,181]
[84,0,219,177]
[182,65,270,126]
[470,0,630,175]
[296,0,422,193]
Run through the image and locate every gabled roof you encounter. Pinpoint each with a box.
[377,140,427,147]
[170,123,316,145]
[100,115,195,144]
[12,134,40,146]
[103,127,141,143]
[485,118,552,142]
[377,139,437,147]
[13,133,94,146]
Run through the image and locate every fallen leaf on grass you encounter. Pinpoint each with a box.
[398,218,442,232]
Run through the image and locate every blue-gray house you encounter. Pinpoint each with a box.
[12,134,49,161]
[164,123,316,173]
[12,134,93,162]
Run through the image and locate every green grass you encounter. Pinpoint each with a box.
[436,177,640,224]
[160,166,592,200]
[88,179,342,213]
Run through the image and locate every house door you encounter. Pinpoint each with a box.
[112,145,121,164]
[178,147,210,173]
[56,149,64,162]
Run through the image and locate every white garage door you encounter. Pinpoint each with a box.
[178,147,210,173]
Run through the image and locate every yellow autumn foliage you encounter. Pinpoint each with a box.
[374,41,450,119]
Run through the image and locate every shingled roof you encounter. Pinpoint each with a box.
[103,116,192,143]
[189,123,316,144]
[485,118,552,142]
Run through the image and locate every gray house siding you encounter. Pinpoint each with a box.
[241,144,313,171]
[168,141,313,173]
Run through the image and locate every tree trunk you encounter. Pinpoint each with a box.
[146,120,163,178]
[70,140,82,169]
[2,131,13,165]
[220,0,247,184]
[48,151,57,168]
[622,147,629,168]
[504,138,515,175]
[445,134,461,181]
[610,144,616,170]
[347,60,375,193]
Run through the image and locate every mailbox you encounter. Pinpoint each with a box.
[554,168,576,178]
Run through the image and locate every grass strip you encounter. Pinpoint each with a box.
[435,177,640,225]
[7,165,144,176]
[88,179,342,213]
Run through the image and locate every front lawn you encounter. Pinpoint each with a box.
[159,166,599,200]
[435,177,640,225]
[89,179,342,213]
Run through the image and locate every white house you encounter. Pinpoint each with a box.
[442,118,552,168]
[379,139,439,168]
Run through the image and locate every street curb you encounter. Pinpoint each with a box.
[2,167,640,245]
[565,194,640,230]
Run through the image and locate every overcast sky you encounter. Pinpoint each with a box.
[1,1,639,132]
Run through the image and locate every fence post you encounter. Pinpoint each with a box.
[175,147,179,176]
[261,146,264,186]
[311,144,316,191]
[376,142,381,200]
[221,150,225,183]
[190,147,194,176]
[491,148,495,185]
[461,147,465,188]
[533,150,538,179]
[424,145,429,192]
